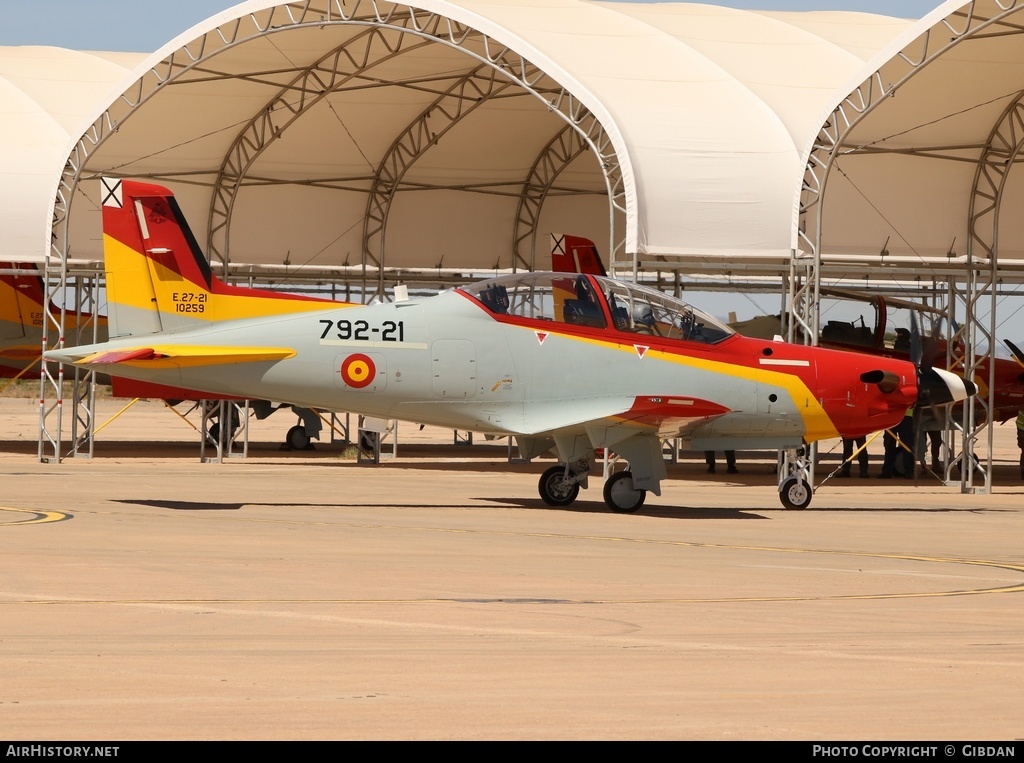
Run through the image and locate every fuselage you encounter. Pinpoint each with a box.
[55,273,922,450]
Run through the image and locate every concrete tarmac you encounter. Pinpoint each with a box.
[0,397,1022,740]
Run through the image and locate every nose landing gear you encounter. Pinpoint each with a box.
[779,447,814,509]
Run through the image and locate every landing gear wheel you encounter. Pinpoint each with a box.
[538,465,580,507]
[208,422,220,442]
[779,477,812,510]
[207,422,229,446]
[286,424,311,451]
[603,470,645,514]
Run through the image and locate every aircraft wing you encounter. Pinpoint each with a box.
[49,344,295,369]
[520,394,730,439]
[515,394,733,486]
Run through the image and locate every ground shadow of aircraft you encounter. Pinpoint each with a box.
[46,180,975,512]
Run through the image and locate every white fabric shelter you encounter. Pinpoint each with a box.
[0,48,145,261]
[9,0,1024,485]
[802,0,1024,271]
[5,1,1024,285]
[3,1,920,278]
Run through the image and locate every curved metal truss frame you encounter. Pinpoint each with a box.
[796,1,1024,495]
[963,93,1024,491]
[42,0,628,461]
[512,124,615,274]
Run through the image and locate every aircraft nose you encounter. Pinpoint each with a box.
[918,366,977,406]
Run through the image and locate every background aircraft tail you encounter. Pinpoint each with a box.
[550,234,606,276]
[101,177,337,339]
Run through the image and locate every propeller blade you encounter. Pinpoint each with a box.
[1005,339,1024,369]
[918,366,977,407]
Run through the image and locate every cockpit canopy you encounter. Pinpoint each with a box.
[461,273,734,345]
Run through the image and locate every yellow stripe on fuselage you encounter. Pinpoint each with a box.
[531,328,839,442]
[104,234,348,322]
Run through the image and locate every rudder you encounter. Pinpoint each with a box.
[101,178,336,340]
[102,177,210,338]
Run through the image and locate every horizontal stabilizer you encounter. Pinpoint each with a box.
[59,344,295,368]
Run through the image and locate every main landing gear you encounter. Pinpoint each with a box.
[539,446,819,512]
[538,465,581,506]
[603,471,645,513]
[537,462,646,513]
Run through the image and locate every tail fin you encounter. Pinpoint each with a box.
[101,178,335,339]
[550,234,606,276]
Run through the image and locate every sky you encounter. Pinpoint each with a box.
[0,1,945,51]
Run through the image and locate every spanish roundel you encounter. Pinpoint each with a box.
[340,353,376,388]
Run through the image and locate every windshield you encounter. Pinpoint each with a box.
[461,273,734,345]
[599,277,733,344]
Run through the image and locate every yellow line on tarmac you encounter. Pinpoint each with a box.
[7,514,1012,603]
[0,506,73,525]
[171,513,1024,598]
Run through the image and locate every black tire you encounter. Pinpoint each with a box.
[779,477,812,510]
[286,424,311,451]
[207,409,240,446]
[538,465,580,506]
[207,422,233,446]
[603,470,645,513]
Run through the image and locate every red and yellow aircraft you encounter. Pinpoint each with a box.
[45,180,976,511]
[813,290,1024,424]
[1,262,321,449]
[0,264,105,380]
[554,235,1024,427]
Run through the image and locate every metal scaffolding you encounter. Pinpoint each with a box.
[43,0,627,461]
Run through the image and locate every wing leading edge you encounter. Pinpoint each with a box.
[53,344,296,369]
